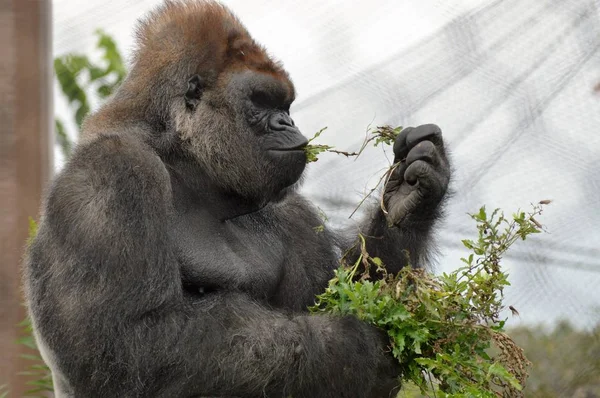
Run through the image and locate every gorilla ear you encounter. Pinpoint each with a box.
[185,75,204,111]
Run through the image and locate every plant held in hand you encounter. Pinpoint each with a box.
[311,203,549,397]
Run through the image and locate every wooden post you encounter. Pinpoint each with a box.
[0,0,53,396]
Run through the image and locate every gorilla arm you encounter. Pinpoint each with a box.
[176,293,399,398]
[30,133,398,397]
[353,124,451,274]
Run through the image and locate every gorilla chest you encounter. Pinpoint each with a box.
[169,207,288,300]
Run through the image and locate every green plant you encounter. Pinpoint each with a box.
[54,29,125,158]
[16,318,53,397]
[310,204,548,397]
[10,219,54,397]
[304,124,402,164]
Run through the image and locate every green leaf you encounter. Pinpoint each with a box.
[461,239,474,249]
[371,257,383,267]
[75,103,90,127]
[487,362,522,390]
[20,354,43,362]
[97,84,115,98]
[95,29,126,81]
[54,56,89,110]
[476,206,487,221]
[54,118,72,158]
[88,66,109,81]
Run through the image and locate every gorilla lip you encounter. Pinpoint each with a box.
[267,142,308,152]
[268,147,305,153]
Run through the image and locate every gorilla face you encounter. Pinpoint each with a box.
[178,69,308,204]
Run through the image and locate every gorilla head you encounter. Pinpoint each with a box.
[91,0,308,204]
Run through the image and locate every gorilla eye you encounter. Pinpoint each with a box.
[185,75,204,110]
[250,90,274,108]
[251,90,291,114]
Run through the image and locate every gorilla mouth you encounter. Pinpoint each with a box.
[267,142,307,153]
[267,148,306,160]
[269,148,305,153]
[267,145,308,166]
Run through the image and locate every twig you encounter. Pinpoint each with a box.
[348,167,393,219]
[326,149,360,158]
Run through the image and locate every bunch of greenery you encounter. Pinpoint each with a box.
[13,318,53,397]
[305,119,543,397]
[12,221,54,397]
[309,203,549,397]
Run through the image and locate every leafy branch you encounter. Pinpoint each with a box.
[310,202,550,397]
[305,125,404,218]
[304,124,402,163]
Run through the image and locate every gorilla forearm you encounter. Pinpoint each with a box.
[357,205,441,274]
[172,293,398,397]
[350,124,451,274]
[76,294,398,397]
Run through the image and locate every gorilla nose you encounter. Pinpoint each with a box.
[269,113,295,131]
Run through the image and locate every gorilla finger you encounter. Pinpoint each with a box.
[386,190,421,225]
[393,124,442,162]
[405,141,439,166]
[390,160,409,180]
[393,127,413,162]
[405,160,449,198]
[404,160,432,185]
[406,124,442,149]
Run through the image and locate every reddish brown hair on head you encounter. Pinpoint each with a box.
[133,0,289,82]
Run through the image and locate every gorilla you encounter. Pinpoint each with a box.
[24,1,451,397]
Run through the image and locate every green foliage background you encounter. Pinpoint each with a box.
[54,29,125,158]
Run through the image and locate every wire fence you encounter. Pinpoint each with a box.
[53,0,600,336]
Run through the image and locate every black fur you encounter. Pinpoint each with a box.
[23,2,451,397]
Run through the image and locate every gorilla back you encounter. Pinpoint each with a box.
[24,1,451,397]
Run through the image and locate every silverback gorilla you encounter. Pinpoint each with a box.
[24,1,451,397]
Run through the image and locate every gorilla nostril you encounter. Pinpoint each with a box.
[270,114,295,131]
[279,114,294,127]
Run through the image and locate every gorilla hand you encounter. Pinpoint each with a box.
[383,124,450,226]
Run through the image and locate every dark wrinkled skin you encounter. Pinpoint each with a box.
[23,2,451,398]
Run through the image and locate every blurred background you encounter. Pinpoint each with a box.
[1,0,599,396]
